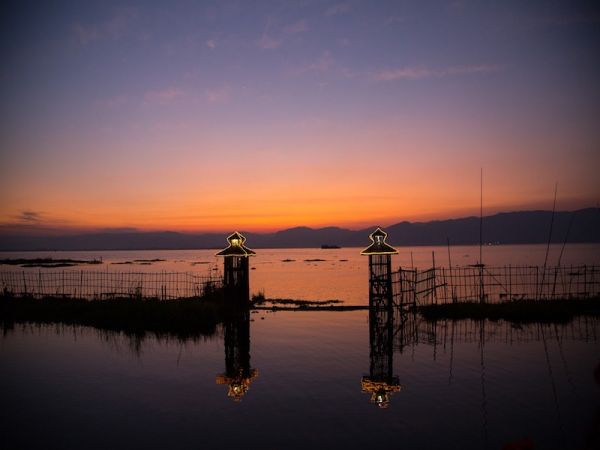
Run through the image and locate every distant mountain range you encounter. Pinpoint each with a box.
[0,208,598,251]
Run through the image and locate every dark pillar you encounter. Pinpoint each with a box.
[223,255,250,302]
[368,254,393,309]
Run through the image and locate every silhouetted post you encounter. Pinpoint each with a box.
[361,228,401,407]
[215,231,255,303]
[361,227,398,309]
[215,306,258,401]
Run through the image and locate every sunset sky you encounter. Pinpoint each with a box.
[1,0,599,233]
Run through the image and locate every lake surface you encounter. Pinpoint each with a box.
[2,243,600,304]
[3,244,599,448]
[1,312,599,450]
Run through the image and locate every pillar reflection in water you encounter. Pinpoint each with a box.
[362,303,401,408]
[361,228,401,407]
[215,304,258,401]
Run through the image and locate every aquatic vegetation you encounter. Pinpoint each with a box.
[251,297,354,311]
[0,258,102,268]
[111,258,165,265]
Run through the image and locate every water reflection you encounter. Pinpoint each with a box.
[2,312,599,450]
[215,304,258,401]
[361,304,401,407]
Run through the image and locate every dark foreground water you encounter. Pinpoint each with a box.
[1,311,599,450]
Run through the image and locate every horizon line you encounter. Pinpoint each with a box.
[0,206,595,237]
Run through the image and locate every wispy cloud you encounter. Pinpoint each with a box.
[14,210,42,223]
[374,64,501,81]
[257,17,309,50]
[257,33,282,49]
[73,7,138,45]
[384,16,406,26]
[205,85,232,104]
[256,17,282,49]
[143,87,184,105]
[283,20,308,34]
[448,0,467,10]
[94,94,129,110]
[295,51,334,74]
[206,39,217,49]
[325,3,351,17]
[290,51,358,80]
[445,64,501,75]
[73,24,101,45]
[1,211,80,235]
[337,37,350,47]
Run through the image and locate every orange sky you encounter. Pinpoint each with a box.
[1,2,599,234]
[1,117,597,233]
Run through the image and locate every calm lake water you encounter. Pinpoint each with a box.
[2,245,599,448]
[1,313,599,450]
[2,243,600,304]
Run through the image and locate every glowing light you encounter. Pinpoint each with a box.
[215,369,259,401]
[360,227,398,255]
[361,377,402,408]
[215,231,256,257]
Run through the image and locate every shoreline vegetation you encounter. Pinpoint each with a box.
[419,298,600,323]
[253,297,600,323]
[0,292,229,339]
[1,291,599,339]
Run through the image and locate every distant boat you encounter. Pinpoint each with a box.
[321,244,341,249]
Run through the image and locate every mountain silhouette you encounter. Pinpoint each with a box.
[0,208,598,251]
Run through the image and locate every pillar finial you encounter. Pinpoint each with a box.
[360,227,398,255]
[215,231,256,257]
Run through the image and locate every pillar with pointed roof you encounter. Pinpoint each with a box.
[361,227,398,309]
[216,231,255,301]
